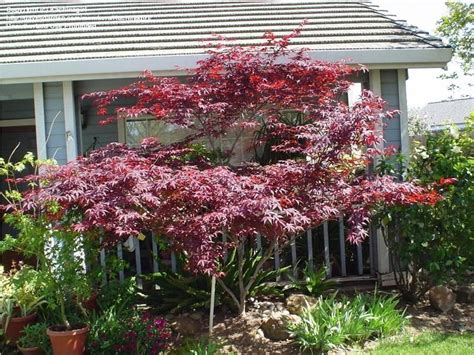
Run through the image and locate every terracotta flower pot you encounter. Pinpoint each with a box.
[3,312,37,345]
[47,324,89,355]
[17,345,44,355]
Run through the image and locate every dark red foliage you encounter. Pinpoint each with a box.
[11,30,441,275]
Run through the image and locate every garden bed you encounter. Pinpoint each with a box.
[167,295,474,354]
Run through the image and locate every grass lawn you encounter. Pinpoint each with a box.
[371,332,474,355]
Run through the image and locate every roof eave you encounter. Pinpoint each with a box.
[0,47,453,84]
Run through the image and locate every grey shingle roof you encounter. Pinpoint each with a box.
[0,0,449,64]
[419,98,474,130]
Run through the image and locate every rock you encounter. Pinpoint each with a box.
[172,314,202,336]
[455,286,474,304]
[190,311,204,320]
[275,302,285,311]
[286,294,317,315]
[219,345,239,354]
[429,286,456,313]
[260,312,301,341]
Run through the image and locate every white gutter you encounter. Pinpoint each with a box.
[0,47,452,84]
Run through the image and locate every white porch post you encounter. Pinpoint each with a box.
[398,69,410,159]
[369,69,390,274]
[33,83,47,161]
[62,81,78,162]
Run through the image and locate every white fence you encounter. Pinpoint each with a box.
[98,218,375,286]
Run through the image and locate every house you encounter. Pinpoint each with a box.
[0,0,452,280]
[419,97,474,131]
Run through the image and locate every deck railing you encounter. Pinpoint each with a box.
[97,218,375,286]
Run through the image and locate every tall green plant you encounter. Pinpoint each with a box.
[288,293,407,352]
[285,264,334,296]
[147,247,287,313]
[0,154,98,328]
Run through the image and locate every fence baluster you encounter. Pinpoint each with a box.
[134,238,143,289]
[338,216,347,277]
[222,234,228,262]
[151,233,159,273]
[290,236,297,277]
[369,225,375,275]
[256,234,262,255]
[99,238,107,285]
[306,229,313,272]
[323,221,331,277]
[117,243,124,283]
[171,251,177,273]
[357,242,363,275]
[274,241,280,281]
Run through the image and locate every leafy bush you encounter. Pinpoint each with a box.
[89,308,171,354]
[17,323,50,352]
[147,247,287,313]
[96,278,139,312]
[376,115,474,301]
[220,247,288,302]
[146,271,214,314]
[288,293,407,352]
[285,264,334,296]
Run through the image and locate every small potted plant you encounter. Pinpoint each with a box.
[40,229,94,355]
[17,323,50,355]
[0,266,46,345]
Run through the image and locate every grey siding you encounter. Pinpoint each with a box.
[43,82,67,165]
[81,113,119,155]
[380,70,401,149]
[0,84,33,101]
[75,79,133,154]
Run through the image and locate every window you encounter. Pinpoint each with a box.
[118,116,191,146]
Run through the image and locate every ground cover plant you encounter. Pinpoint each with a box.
[2,28,442,315]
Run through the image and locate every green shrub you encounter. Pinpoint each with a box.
[221,247,288,302]
[285,264,334,296]
[146,271,214,313]
[288,293,407,352]
[146,247,287,313]
[88,307,171,354]
[17,323,50,352]
[376,115,474,301]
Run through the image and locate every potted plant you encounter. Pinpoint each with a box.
[17,323,50,355]
[0,266,46,345]
[0,154,95,354]
[40,229,94,355]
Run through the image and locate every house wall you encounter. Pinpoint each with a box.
[75,79,135,155]
[0,99,34,120]
[380,70,402,149]
[0,72,407,177]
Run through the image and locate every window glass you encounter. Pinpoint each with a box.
[125,117,191,146]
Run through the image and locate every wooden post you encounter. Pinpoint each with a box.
[209,276,216,337]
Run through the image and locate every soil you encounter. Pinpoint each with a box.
[47,323,88,332]
[169,297,474,354]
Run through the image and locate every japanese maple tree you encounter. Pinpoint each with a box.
[14,28,441,314]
